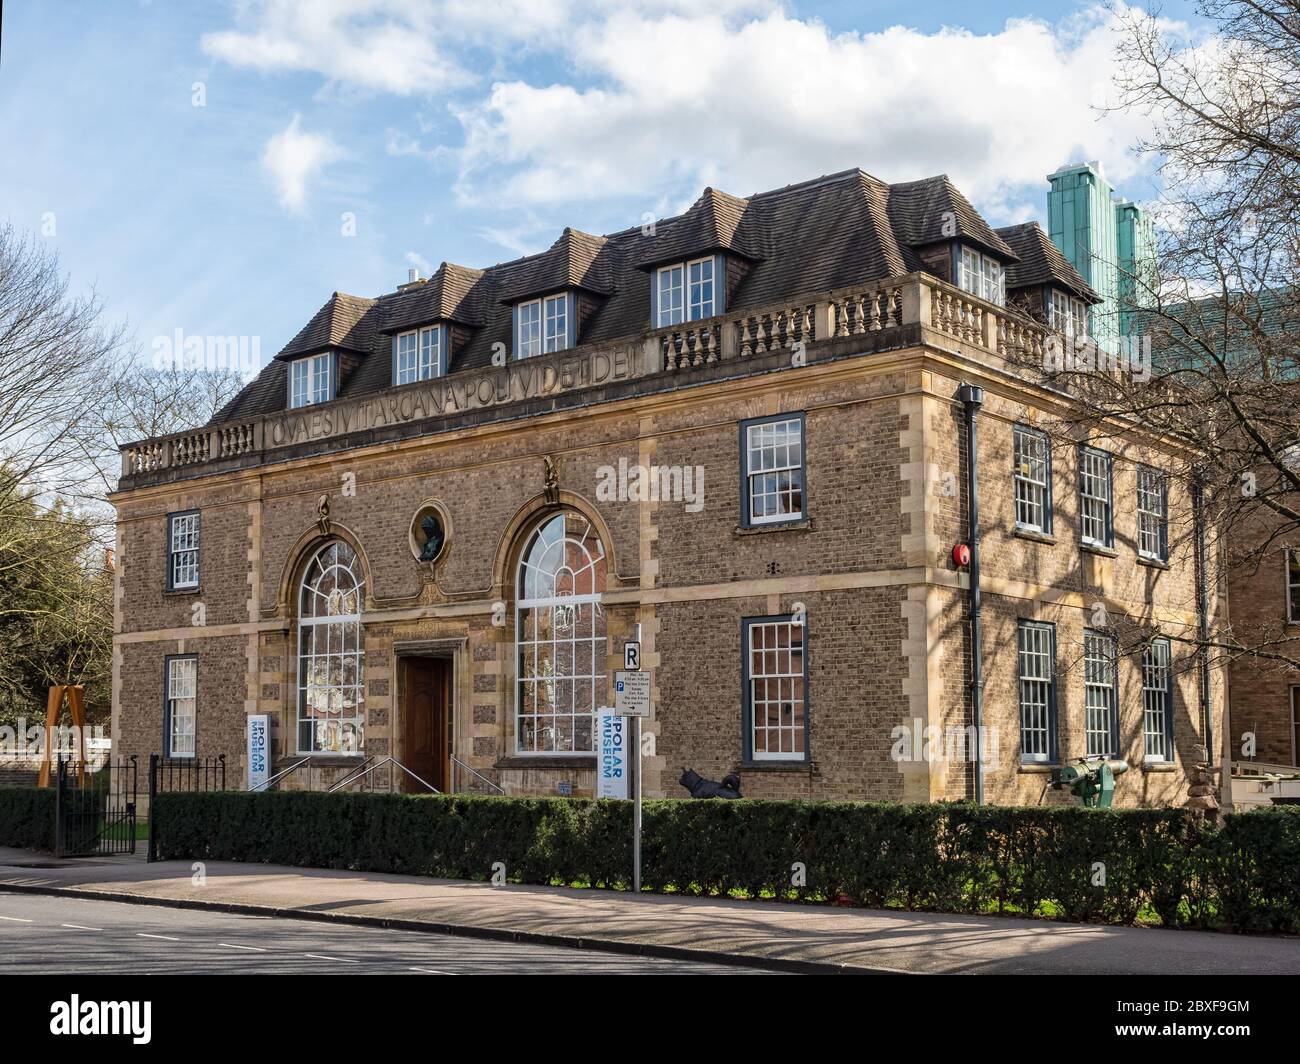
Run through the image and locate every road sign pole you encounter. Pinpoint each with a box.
[633,714,641,893]
[631,622,642,894]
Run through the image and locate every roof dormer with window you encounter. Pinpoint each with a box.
[273,291,375,409]
[993,221,1102,337]
[380,261,486,384]
[501,228,612,360]
[637,187,760,329]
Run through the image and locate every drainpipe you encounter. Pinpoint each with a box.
[1192,475,1214,759]
[958,383,985,804]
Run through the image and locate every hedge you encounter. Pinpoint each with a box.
[0,786,57,852]
[151,791,1300,933]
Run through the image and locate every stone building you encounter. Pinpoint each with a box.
[111,167,1225,806]
[1225,513,1300,771]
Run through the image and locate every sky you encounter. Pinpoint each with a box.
[0,0,1211,377]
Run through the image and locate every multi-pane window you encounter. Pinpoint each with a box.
[1013,425,1051,533]
[1292,687,1300,767]
[517,300,541,359]
[1049,289,1090,340]
[1137,466,1168,561]
[544,295,568,353]
[395,326,442,385]
[745,617,807,760]
[297,541,365,754]
[1288,549,1300,623]
[289,352,332,408]
[167,511,200,590]
[516,512,607,754]
[1018,621,1055,762]
[165,656,197,758]
[656,257,716,326]
[1083,630,1118,757]
[958,247,1005,306]
[1079,446,1113,547]
[743,415,804,525]
[517,295,568,358]
[1143,639,1173,762]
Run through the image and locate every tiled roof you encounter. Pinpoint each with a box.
[886,175,1018,260]
[273,291,376,361]
[382,262,486,332]
[996,222,1101,303]
[212,168,1023,425]
[500,228,614,302]
[637,187,761,268]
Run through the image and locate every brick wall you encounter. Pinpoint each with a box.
[112,345,1224,806]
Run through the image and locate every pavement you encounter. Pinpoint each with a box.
[2,846,1298,974]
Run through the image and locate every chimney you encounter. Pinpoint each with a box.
[398,266,425,292]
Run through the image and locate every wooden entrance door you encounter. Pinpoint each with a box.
[402,657,450,793]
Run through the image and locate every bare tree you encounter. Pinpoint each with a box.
[77,359,246,506]
[0,226,247,726]
[0,225,122,504]
[1001,1,1300,676]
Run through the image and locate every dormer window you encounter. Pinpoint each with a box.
[958,247,1004,306]
[289,352,333,409]
[1048,290,1090,341]
[517,294,569,359]
[656,257,716,327]
[395,325,444,385]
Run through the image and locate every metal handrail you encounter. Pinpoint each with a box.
[450,754,505,795]
[325,755,377,792]
[327,756,440,794]
[251,756,310,792]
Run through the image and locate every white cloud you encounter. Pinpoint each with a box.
[201,1,771,95]
[405,250,435,275]
[207,2,1190,224]
[202,0,472,95]
[452,7,1161,214]
[261,114,343,213]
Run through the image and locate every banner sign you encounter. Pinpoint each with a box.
[597,709,629,799]
[247,714,270,791]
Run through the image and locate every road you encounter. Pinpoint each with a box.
[0,891,768,975]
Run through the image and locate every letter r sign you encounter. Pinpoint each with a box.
[624,640,641,671]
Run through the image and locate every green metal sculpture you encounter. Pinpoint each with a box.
[1052,757,1128,807]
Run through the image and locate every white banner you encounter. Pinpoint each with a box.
[596,709,629,799]
[247,714,270,791]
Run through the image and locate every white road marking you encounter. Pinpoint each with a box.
[303,953,358,964]
[137,933,180,941]
[409,966,453,975]
[0,915,32,923]
[61,924,103,931]
[219,943,267,952]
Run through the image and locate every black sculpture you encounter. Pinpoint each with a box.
[679,768,743,799]
[417,513,446,562]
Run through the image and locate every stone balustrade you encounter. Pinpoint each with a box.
[120,273,1049,482]
[122,421,261,478]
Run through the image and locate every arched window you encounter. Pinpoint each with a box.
[297,541,365,754]
[516,512,607,753]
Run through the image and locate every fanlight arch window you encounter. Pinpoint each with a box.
[516,512,607,754]
[297,541,365,754]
